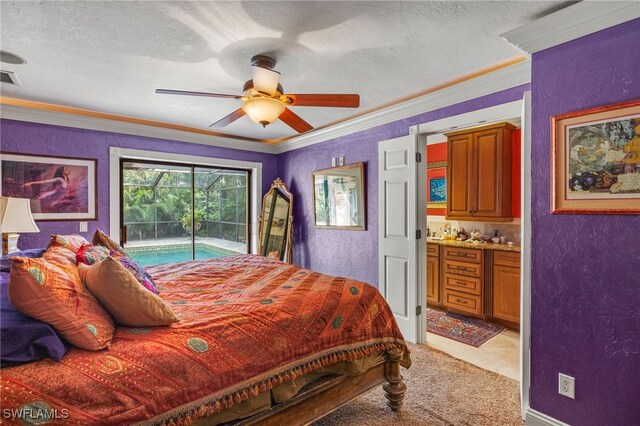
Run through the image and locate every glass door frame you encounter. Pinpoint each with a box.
[119,158,251,259]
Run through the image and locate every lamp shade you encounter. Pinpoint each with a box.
[0,197,40,233]
[241,97,285,127]
[252,65,281,96]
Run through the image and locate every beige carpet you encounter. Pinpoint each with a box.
[313,343,523,426]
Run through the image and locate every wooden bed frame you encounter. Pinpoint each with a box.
[234,348,407,425]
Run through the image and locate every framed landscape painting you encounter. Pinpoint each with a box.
[0,153,97,220]
[552,99,640,214]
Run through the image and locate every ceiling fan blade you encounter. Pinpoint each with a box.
[210,108,246,128]
[279,108,313,133]
[252,66,281,96]
[285,94,360,108]
[156,89,242,99]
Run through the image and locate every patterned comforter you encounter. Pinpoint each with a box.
[1,255,408,425]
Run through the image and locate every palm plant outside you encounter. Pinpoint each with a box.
[122,167,247,243]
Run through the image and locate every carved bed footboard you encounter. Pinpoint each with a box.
[233,348,408,426]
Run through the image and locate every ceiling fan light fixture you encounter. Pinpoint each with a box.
[241,97,285,127]
[252,65,281,96]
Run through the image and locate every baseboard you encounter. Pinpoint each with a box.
[525,408,570,426]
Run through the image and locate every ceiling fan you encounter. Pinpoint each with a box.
[156,55,360,133]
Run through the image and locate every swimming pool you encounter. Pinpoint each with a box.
[126,244,239,267]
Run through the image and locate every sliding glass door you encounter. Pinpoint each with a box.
[121,160,249,266]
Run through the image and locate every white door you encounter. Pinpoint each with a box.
[378,134,426,343]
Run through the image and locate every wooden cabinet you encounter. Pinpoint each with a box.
[491,251,521,325]
[426,242,521,327]
[426,243,441,306]
[442,246,483,317]
[445,122,515,222]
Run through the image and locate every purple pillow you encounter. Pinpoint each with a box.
[1,272,69,367]
[117,257,159,294]
[0,248,46,272]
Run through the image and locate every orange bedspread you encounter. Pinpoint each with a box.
[1,255,408,425]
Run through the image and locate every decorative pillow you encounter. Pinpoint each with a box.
[78,258,179,327]
[1,272,69,367]
[92,229,128,258]
[0,248,46,272]
[47,234,90,253]
[76,243,158,294]
[8,257,115,350]
[43,245,78,266]
[117,256,159,294]
[76,244,112,265]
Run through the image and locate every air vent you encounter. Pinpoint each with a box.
[0,70,21,86]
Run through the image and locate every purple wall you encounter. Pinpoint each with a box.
[0,119,277,248]
[277,84,529,286]
[530,19,640,424]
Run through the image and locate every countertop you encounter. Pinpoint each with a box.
[426,237,521,253]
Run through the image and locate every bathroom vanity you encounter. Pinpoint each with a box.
[427,239,521,328]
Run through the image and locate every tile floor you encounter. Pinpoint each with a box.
[426,326,520,380]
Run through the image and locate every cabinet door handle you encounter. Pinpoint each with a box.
[452,252,470,257]
[456,298,468,304]
[455,266,468,271]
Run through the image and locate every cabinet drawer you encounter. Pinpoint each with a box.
[494,250,520,268]
[444,289,482,316]
[427,243,440,257]
[444,273,481,296]
[443,259,481,277]
[443,246,481,263]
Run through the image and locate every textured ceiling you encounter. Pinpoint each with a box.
[0,1,569,143]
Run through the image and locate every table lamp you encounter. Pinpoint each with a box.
[0,197,40,255]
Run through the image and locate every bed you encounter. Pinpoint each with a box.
[1,254,410,425]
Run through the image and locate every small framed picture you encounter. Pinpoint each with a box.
[1,152,97,221]
[551,99,640,214]
[427,161,447,209]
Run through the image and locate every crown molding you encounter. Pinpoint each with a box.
[274,60,530,154]
[0,60,530,156]
[501,1,640,57]
[0,102,276,154]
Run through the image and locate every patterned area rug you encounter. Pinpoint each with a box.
[427,308,505,347]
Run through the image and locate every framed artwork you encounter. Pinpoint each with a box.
[427,162,447,209]
[312,162,366,230]
[552,99,640,214]
[1,152,97,220]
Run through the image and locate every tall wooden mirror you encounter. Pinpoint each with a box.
[258,178,293,263]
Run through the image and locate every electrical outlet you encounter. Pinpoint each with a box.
[79,221,88,233]
[558,373,575,399]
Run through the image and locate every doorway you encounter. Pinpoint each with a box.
[120,159,250,266]
[378,97,531,418]
[419,96,531,418]
[424,123,521,380]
